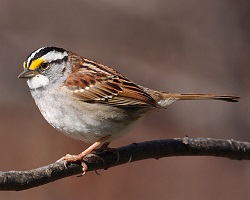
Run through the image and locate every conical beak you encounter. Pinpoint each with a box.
[18,68,39,79]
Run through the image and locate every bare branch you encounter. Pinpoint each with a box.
[0,137,250,191]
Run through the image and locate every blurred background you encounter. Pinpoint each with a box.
[0,0,250,199]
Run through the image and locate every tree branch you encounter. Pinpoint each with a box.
[1,137,250,191]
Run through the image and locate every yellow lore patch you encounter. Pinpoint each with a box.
[29,58,44,70]
[23,61,26,69]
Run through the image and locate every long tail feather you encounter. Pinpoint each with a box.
[141,87,239,107]
[150,92,239,107]
[168,93,239,102]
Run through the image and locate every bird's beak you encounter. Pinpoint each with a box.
[18,68,39,79]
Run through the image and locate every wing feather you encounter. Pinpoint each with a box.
[63,53,157,107]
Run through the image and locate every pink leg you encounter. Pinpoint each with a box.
[58,136,110,163]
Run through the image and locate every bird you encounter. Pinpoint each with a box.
[18,46,239,163]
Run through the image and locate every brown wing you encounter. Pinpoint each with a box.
[63,54,157,107]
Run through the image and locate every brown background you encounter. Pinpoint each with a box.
[0,0,250,199]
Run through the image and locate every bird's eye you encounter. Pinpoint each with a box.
[40,62,49,70]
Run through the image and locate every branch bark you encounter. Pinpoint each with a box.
[1,137,250,191]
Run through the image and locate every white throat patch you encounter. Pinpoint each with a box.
[27,74,49,89]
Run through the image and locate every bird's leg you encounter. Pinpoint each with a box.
[92,141,115,154]
[95,142,110,151]
[95,141,120,165]
[57,136,110,163]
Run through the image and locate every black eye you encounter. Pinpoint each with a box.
[40,62,49,70]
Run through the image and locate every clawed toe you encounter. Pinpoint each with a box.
[57,154,82,163]
[57,153,88,172]
[56,136,111,173]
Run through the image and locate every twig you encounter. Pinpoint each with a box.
[0,137,249,191]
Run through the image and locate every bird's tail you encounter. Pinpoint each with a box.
[143,88,240,108]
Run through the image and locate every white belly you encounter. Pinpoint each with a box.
[31,88,150,144]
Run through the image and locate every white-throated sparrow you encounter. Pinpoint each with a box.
[19,47,239,163]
